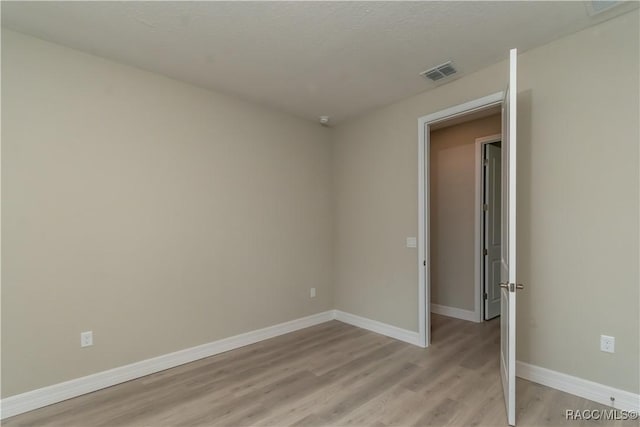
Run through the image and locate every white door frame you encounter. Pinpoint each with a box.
[475,134,502,322]
[417,92,504,347]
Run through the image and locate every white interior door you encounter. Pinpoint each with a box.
[500,48,519,426]
[484,143,502,320]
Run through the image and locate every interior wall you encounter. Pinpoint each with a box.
[2,9,639,401]
[430,114,501,312]
[332,10,639,393]
[1,29,333,397]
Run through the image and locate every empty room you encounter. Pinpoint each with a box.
[1,2,638,426]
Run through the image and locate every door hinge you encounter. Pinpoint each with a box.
[423,260,426,266]
[483,159,489,166]
[483,204,488,211]
[483,292,488,300]
[483,248,488,256]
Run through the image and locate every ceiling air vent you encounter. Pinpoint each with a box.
[420,61,457,82]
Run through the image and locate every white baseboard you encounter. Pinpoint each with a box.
[0,310,334,420]
[431,303,479,322]
[6,310,636,419]
[516,361,640,412]
[333,310,420,346]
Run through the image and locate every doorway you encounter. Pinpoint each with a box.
[417,92,504,347]
[427,112,501,341]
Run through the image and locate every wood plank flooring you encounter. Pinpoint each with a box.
[4,315,635,426]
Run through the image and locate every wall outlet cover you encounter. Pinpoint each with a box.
[600,335,615,353]
[80,331,93,348]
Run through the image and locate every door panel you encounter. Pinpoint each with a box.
[500,48,518,426]
[484,143,502,320]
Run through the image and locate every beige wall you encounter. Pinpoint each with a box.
[2,9,639,400]
[430,114,501,311]
[1,30,333,397]
[333,10,639,394]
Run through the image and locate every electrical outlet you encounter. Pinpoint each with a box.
[310,288,316,298]
[80,331,93,348]
[600,335,614,353]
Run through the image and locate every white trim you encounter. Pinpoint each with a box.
[417,116,428,348]
[418,93,504,128]
[475,134,502,323]
[0,310,334,419]
[418,92,504,347]
[430,303,479,323]
[516,361,640,412]
[333,310,420,346]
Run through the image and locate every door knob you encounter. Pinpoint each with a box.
[499,283,525,291]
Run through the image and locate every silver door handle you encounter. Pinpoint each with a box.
[499,283,526,291]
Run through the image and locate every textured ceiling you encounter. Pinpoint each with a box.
[2,1,636,124]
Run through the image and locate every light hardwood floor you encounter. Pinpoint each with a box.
[4,315,634,426]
